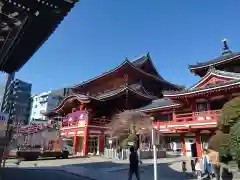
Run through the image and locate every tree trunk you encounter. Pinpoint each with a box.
[228,161,240,180]
[131,125,138,148]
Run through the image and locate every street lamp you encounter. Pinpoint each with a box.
[150,116,157,180]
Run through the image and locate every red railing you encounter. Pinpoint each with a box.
[89,118,111,126]
[173,110,221,122]
[154,110,221,128]
[61,119,79,127]
[61,118,111,128]
[175,110,221,123]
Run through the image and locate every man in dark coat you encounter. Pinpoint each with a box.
[128,146,141,180]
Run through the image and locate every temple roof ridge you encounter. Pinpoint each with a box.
[188,51,240,69]
[187,67,240,90]
[95,83,157,100]
[73,53,181,90]
[131,53,149,64]
[163,78,240,98]
[212,69,240,78]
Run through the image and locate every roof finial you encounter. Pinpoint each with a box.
[222,38,232,55]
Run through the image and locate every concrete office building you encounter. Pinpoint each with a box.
[0,73,9,110]
[29,88,71,124]
[1,78,32,125]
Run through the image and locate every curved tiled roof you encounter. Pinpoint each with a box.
[95,83,156,100]
[190,68,240,89]
[45,94,90,114]
[136,98,181,112]
[164,79,240,97]
[188,52,240,71]
[44,83,156,116]
[73,54,180,90]
[0,0,78,73]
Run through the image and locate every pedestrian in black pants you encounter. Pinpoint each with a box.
[128,146,142,180]
[212,164,220,180]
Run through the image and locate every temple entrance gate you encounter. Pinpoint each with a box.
[88,136,98,155]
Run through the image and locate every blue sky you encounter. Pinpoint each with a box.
[16,0,240,93]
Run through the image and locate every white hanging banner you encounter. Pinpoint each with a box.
[0,112,9,137]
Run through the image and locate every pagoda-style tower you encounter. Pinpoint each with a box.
[42,53,181,156]
[189,39,240,77]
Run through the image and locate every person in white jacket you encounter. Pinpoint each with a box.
[195,158,202,179]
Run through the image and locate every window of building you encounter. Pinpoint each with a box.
[21,108,26,113]
[51,96,58,100]
[153,113,172,122]
[234,66,240,73]
[197,103,208,112]
[34,105,37,108]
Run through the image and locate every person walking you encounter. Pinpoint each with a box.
[117,146,122,160]
[128,146,142,180]
[208,149,220,180]
[195,158,203,180]
[202,149,213,179]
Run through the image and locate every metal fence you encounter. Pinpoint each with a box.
[103,148,130,160]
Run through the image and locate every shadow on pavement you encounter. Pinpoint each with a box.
[60,161,195,180]
[2,159,197,180]
[0,168,91,180]
[62,161,127,169]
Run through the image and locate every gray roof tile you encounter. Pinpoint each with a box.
[164,79,240,96]
[136,98,181,111]
[189,52,240,70]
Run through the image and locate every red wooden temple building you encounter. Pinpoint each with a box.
[43,53,181,156]
[138,39,240,157]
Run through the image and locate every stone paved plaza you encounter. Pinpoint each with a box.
[2,156,196,180]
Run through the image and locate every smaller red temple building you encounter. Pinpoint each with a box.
[138,39,240,157]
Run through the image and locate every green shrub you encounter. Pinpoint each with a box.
[208,130,231,160]
[219,97,240,127]
[229,122,240,161]
[120,134,137,148]
[127,134,138,142]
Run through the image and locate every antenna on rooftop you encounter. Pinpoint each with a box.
[221,38,232,55]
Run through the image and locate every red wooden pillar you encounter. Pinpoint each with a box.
[82,125,89,156]
[207,100,211,111]
[172,110,176,122]
[195,131,202,157]
[191,100,197,112]
[80,103,84,111]
[73,134,78,154]
[99,131,105,154]
[180,133,186,155]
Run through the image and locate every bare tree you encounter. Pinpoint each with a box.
[108,110,153,140]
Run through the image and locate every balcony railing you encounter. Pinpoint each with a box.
[89,118,111,126]
[175,110,221,123]
[61,118,111,128]
[61,119,79,127]
[61,111,88,128]
[155,110,221,127]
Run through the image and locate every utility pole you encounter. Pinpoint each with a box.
[151,117,158,180]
